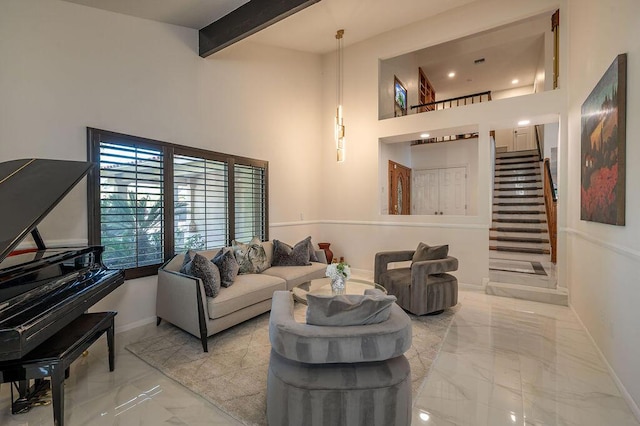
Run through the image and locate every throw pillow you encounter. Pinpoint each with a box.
[412,242,449,263]
[306,290,397,326]
[180,249,198,274]
[272,237,312,266]
[307,237,319,262]
[212,247,240,287]
[232,236,270,274]
[183,253,221,298]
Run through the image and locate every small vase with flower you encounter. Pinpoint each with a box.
[326,261,351,295]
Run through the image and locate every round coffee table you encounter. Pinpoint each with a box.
[292,277,387,305]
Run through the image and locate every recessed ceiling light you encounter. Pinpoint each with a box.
[518,120,531,126]
[448,72,455,78]
[512,79,519,84]
[420,133,430,138]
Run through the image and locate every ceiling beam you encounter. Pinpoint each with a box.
[199,0,321,58]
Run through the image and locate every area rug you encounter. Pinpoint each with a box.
[126,303,457,426]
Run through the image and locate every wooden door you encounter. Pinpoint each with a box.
[389,160,411,215]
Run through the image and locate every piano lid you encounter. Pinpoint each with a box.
[0,159,93,264]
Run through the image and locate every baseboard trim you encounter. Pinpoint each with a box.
[569,303,640,422]
[114,316,156,334]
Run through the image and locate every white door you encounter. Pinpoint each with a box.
[413,170,439,215]
[514,127,531,151]
[412,167,466,215]
[440,167,467,215]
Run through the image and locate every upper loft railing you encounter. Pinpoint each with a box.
[410,91,492,113]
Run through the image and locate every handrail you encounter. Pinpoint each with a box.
[410,90,492,111]
[534,124,543,161]
[543,158,557,263]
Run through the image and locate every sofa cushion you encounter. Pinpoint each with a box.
[212,247,240,287]
[233,236,270,274]
[306,290,397,326]
[272,237,312,267]
[412,242,449,263]
[207,273,286,320]
[262,262,328,290]
[182,253,221,298]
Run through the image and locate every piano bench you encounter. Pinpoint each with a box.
[0,311,117,426]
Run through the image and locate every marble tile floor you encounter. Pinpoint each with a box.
[1,290,638,426]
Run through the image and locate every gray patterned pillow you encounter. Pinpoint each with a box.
[307,237,319,262]
[412,242,449,263]
[212,247,240,287]
[183,253,221,298]
[232,236,269,274]
[180,249,198,273]
[272,237,312,266]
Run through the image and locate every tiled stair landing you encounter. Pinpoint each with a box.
[487,149,567,305]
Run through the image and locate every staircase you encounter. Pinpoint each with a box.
[486,149,567,305]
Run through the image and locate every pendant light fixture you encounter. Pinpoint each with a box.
[335,29,345,162]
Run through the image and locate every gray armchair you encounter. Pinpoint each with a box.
[374,250,458,315]
[267,290,412,426]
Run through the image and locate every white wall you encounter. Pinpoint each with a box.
[379,53,419,120]
[0,0,323,331]
[564,0,640,414]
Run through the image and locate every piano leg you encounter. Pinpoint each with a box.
[51,365,65,426]
[108,319,115,372]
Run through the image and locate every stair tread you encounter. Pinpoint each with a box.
[494,218,547,223]
[491,227,546,233]
[494,210,546,215]
[490,236,550,243]
[489,246,551,254]
[494,202,545,206]
[494,195,543,199]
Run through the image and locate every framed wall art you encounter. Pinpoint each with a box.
[580,53,627,225]
[394,76,407,117]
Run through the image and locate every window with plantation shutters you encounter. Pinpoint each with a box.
[97,142,164,271]
[174,154,228,252]
[88,128,268,279]
[234,163,267,242]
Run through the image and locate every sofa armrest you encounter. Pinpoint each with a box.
[374,250,415,283]
[411,256,458,281]
[314,249,328,264]
[156,265,209,351]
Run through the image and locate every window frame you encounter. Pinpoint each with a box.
[87,128,269,280]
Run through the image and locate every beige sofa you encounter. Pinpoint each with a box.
[156,241,327,352]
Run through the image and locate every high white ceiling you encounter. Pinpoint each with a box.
[62,0,481,54]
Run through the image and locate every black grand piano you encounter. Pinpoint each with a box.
[0,159,125,409]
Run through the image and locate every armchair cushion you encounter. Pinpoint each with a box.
[412,242,448,263]
[306,289,397,326]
